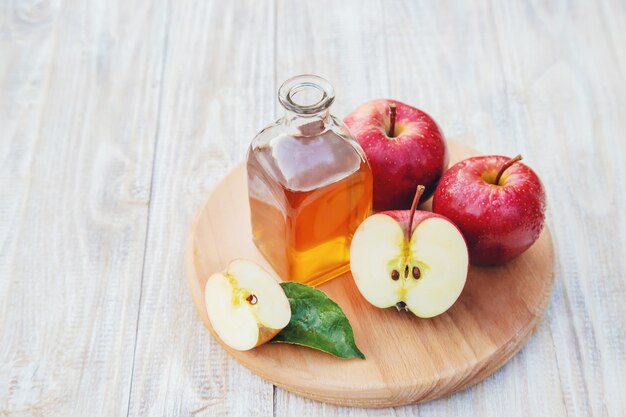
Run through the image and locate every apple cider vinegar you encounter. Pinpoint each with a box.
[247,76,373,286]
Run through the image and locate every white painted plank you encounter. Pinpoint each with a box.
[0,0,168,415]
[379,2,568,416]
[484,1,626,416]
[125,1,276,416]
[272,3,397,415]
[272,0,625,416]
[2,0,625,415]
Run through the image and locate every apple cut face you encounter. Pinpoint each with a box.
[350,215,406,308]
[404,217,469,317]
[204,259,291,351]
[350,214,468,318]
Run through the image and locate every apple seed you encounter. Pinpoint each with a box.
[412,266,421,279]
[246,294,258,305]
[391,269,400,281]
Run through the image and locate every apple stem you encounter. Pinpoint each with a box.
[407,185,426,241]
[494,154,523,185]
[388,103,397,137]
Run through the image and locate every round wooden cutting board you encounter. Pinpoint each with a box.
[185,139,555,408]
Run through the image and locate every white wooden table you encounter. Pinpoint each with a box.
[1,1,625,416]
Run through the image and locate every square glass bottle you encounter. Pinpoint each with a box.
[247,75,373,286]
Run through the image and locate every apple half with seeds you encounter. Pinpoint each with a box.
[204,259,291,351]
[350,186,469,318]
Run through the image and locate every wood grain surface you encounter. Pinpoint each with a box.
[1,0,625,416]
[186,140,556,407]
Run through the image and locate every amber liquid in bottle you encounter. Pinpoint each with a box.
[248,124,373,286]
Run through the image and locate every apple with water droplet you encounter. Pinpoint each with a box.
[344,99,448,211]
[432,155,547,266]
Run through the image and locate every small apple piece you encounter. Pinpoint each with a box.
[432,155,546,266]
[350,186,468,318]
[204,259,291,351]
[344,99,448,211]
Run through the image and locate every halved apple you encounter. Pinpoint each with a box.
[350,186,469,318]
[204,259,291,351]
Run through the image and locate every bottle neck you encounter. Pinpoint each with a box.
[283,110,331,137]
[278,75,335,136]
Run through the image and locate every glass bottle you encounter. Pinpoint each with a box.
[246,75,373,286]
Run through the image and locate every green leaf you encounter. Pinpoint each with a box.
[271,282,365,360]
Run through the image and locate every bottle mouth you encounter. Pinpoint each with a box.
[278,75,335,115]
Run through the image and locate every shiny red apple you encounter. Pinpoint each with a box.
[432,155,547,266]
[343,99,448,211]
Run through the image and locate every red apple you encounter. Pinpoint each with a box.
[432,155,547,266]
[350,186,468,318]
[343,99,448,211]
